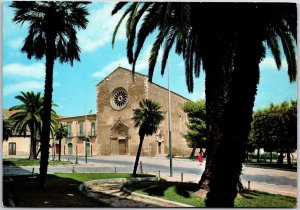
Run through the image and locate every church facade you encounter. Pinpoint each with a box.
[95,67,192,156]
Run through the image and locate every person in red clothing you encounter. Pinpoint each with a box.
[198,149,203,165]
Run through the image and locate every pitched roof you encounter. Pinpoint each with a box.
[3,109,69,120]
[3,109,19,119]
[96,66,191,101]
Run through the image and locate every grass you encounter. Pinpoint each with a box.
[55,172,155,182]
[3,158,70,166]
[3,173,154,207]
[124,180,297,208]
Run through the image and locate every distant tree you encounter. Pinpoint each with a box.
[252,101,297,166]
[10,1,90,188]
[54,123,68,161]
[132,99,164,176]
[9,91,43,159]
[3,118,13,141]
[182,100,207,158]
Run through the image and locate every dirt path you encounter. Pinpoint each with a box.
[80,179,192,208]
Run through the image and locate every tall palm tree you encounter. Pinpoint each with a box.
[10,1,89,188]
[3,118,13,142]
[9,91,43,159]
[54,123,68,161]
[112,2,296,207]
[132,99,164,176]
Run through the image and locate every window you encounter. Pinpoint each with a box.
[67,123,72,137]
[9,143,16,155]
[90,122,95,136]
[79,123,84,136]
[110,87,129,110]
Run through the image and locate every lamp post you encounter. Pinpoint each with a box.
[168,63,173,177]
[84,80,98,164]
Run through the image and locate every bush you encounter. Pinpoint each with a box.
[247,152,278,162]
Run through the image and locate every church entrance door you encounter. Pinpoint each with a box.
[158,142,162,154]
[119,139,126,155]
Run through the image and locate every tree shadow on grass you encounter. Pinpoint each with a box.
[129,181,199,198]
[3,174,109,207]
[174,182,199,198]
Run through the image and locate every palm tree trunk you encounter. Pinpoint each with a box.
[205,35,261,206]
[29,123,37,160]
[133,134,145,176]
[39,31,56,188]
[58,139,62,162]
[200,39,230,206]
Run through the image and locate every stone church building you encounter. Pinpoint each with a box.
[95,67,192,156]
[3,67,192,158]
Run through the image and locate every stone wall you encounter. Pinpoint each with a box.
[96,67,192,157]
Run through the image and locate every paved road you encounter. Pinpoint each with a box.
[3,155,297,197]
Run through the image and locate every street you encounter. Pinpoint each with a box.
[3,155,297,197]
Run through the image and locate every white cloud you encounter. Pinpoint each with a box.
[4,81,44,96]
[259,57,288,70]
[8,37,23,49]
[3,63,45,79]
[91,43,164,78]
[78,3,126,53]
[92,57,130,78]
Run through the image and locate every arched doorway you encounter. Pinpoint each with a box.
[111,119,129,155]
[86,142,91,156]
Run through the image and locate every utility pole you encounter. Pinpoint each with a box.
[168,63,173,177]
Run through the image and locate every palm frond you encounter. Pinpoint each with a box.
[132,3,160,75]
[161,27,176,76]
[266,31,281,69]
[277,28,297,82]
[148,26,169,82]
[112,2,128,15]
[126,3,151,64]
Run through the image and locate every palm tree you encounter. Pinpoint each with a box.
[3,118,13,142]
[112,2,296,207]
[132,99,164,176]
[10,1,89,188]
[9,91,43,159]
[54,123,68,161]
[205,4,296,206]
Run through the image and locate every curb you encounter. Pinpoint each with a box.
[120,186,193,207]
[80,177,193,207]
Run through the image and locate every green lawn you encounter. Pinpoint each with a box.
[55,172,155,182]
[3,158,70,166]
[124,180,297,208]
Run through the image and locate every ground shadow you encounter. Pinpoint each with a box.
[3,174,109,207]
[125,180,199,199]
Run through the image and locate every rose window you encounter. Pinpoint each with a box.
[110,87,128,110]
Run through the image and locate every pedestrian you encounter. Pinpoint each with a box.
[198,149,203,165]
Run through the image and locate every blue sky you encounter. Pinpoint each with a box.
[2,2,297,117]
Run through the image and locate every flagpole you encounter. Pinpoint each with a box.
[168,62,173,177]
